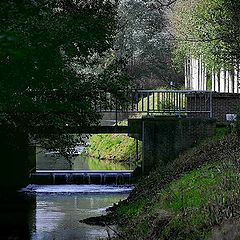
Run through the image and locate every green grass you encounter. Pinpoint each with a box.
[85,133,141,168]
[133,91,186,118]
[87,157,128,170]
[212,126,228,140]
[114,199,146,218]
[158,161,240,240]
[111,133,240,240]
[160,163,221,211]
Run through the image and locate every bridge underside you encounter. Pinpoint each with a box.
[31,125,129,134]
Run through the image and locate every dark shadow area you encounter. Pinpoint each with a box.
[0,190,36,240]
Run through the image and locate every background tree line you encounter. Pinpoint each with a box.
[171,0,240,73]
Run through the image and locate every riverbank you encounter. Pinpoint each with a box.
[85,134,141,167]
[96,131,240,239]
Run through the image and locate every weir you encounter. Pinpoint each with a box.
[30,170,133,185]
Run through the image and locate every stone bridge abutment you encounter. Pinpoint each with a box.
[129,117,216,174]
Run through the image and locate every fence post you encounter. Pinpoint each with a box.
[115,97,118,126]
[209,92,213,118]
[147,92,150,116]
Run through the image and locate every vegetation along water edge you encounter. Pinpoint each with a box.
[83,133,142,169]
[82,126,240,240]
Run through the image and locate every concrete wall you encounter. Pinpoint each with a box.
[0,126,34,189]
[140,117,216,174]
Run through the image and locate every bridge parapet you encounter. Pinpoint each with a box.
[187,92,240,123]
[99,90,213,120]
[101,90,240,124]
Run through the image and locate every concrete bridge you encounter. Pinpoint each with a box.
[1,89,239,188]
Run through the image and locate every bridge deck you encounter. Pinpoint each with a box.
[31,126,129,134]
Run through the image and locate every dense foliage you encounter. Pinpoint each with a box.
[115,0,184,89]
[0,0,133,153]
[171,0,240,70]
[0,0,130,131]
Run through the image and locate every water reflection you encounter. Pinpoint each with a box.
[33,193,127,239]
[0,185,132,240]
[36,147,134,171]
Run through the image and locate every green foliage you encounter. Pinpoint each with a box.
[206,77,212,90]
[0,0,130,131]
[171,0,240,70]
[0,0,133,152]
[116,0,184,88]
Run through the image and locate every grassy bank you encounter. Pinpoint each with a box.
[85,134,141,167]
[110,132,240,240]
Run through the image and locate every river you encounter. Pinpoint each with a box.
[0,185,132,240]
[36,146,134,171]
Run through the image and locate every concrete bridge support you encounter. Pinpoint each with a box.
[0,126,35,189]
[129,117,216,174]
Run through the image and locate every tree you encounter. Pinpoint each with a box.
[171,0,240,71]
[115,0,184,89]
[0,0,130,154]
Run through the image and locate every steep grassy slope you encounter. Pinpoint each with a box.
[111,133,240,240]
[85,134,141,167]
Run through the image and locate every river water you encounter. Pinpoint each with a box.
[0,185,132,240]
[36,146,133,171]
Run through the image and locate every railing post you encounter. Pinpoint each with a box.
[136,90,139,112]
[209,92,213,118]
[97,89,214,119]
[115,97,118,126]
[147,92,150,116]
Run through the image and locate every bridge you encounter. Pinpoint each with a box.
[30,89,214,134]
[93,89,213,122]
[1,89,239,188]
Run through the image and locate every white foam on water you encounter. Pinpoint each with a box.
[21,184,134,194]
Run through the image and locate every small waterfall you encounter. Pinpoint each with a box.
[30,171,133,185]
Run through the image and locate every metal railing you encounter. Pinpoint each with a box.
[96,90,213,118]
